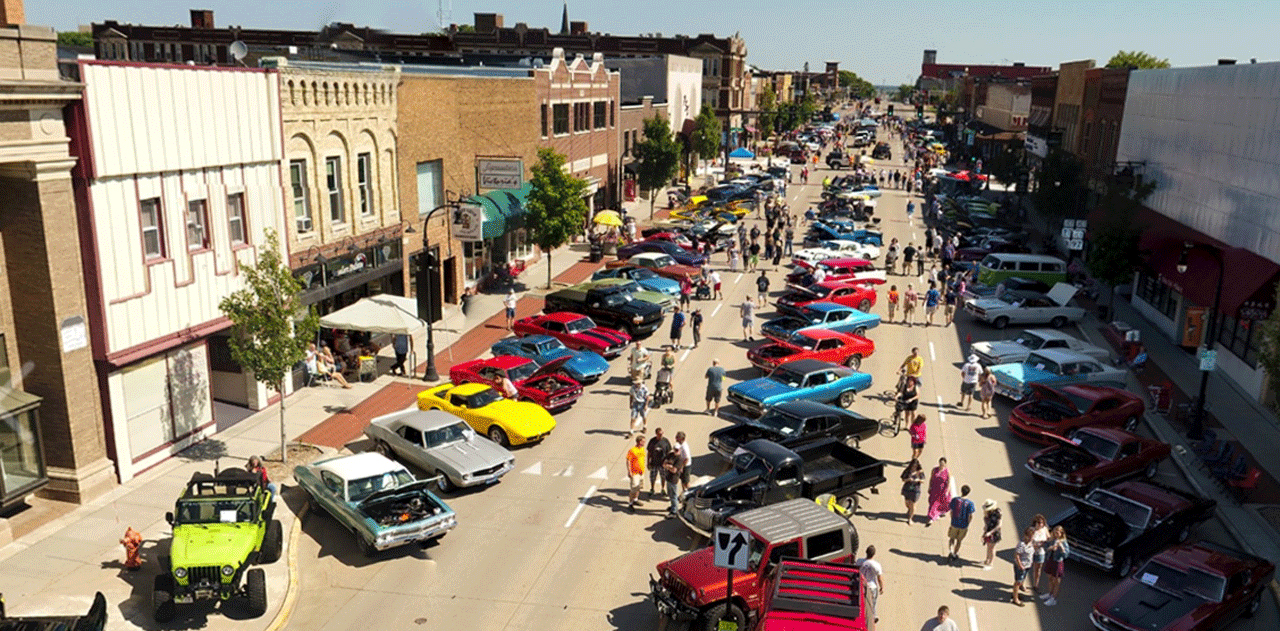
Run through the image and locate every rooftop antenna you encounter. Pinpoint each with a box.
[436,0,453,32]
[229,40,248,66]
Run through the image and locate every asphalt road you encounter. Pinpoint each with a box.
[287,108,1278,631]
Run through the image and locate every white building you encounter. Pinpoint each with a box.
[68,62,285,482]
[607,55,702,133]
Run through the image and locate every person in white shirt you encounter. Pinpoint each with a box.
[710,269,723,300]
[675,431,693,492]
[503,289,518,330]
[859,546,884,631]
[958,354,982,411]
[920,605,958,631]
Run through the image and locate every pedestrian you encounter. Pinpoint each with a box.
[705,359,726,415]
[909,414,927,462]
[921,605,959,631]
[784,224,794,255]
[710,269,723,300]
[764,236,775,262]
[902,284,917,326]
[859,546,884,630]
[679,277,692,309]
[772,238,783,267]
[756,271,770,307]
[901,458,925,525]
[646,428,672,498]
[500,373,519,399]
[885,244,898,275]
[391,333,410,376]
[629,378,650,435]
[917,247,927,277]
[1013,527,1034,605]
[897,379,919,430]
[980,499,1003,570]
[924,281,940,326]
[902,243,917,275]
[739,299,755,341]
[979,367,996,418]
[690,308,703,349]
[907,199,916,219]
[926,457,951,525]
[661,447,683,517]
[246,455,277,497]
[959,354,981,411]
[1029,514,1050,593]
[887,285,899,321]
[669,306,685,348]
[1040,526,1069,606]
[503,289,518,330]
[944,282,958,326]
[947,485,977,564]
[626,435,646,512]
[674,431,692,492]
[748,240,761,271]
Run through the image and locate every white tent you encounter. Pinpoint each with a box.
[319,294,425,334]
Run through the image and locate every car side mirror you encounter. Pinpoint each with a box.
[165,511,174,526]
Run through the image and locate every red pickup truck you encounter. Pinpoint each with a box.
[759,559,866,631]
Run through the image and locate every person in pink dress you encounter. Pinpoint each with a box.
[926,457,951,525]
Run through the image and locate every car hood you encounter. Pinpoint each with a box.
[971,340,1026,360]
[970,298,1011,311]
[764,316,816,332]
[1100,583,1206,631]
[711,418,789,444]
[640,278,681,295]
[572,327,630,347]
[556,349,609,376]
[661,547,755,599]
[993,363,1054,388]
[729,376,796,402]
[171,522,259,569]
[428,435,512,473]
[529,355,574,380]
[357,479,440,510]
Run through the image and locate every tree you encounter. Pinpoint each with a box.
[691,104,722,175]
[757,85,778,138]
[985,138,1025,187]
[1033,149,1086,233]
[1256,282,1280,411]
[57,31,93,47]
[633,115,681,219]
[1086,177,1156,318]
[895,84,915,103]
[218,229,319,462]
[526,148,589,288]
[837,70,876,100]
[1106,50,1170,70]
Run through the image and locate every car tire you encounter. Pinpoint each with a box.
[245,568,267,617]
[260,519,284,564]
[858,298,872,312]
[488,426,511,448]
[838,390,857,408]
[375,440,393,459]
[356,532,377,558]
[436,471,456,494]
[1245,592,1261,618]
[1115,555,1133,577]
[1050,316,1068,328]
[1144,461,1159,479]
[153,574,176,623]
[845,354,862,371]
[993,316,1010,330]
[853,326,867,337]
[700,602,746,631]
[1123,416,1140,431]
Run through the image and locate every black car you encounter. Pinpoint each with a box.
[709,400,880,459]
[703,184,753,204]
[0,592,107,631]
[616,240,707,267]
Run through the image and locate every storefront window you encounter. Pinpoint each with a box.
[1135,273,1178,320]
[1,408,44,498]
[1216,313,1259,368]
[513,228,534,259]
[463,241,486,281]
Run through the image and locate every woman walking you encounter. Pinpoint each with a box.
[901,458,925,525]
[981,500,1002,569]
[1029,514,1050,593]
[926,457,951,525]
[1013,527,1034,605]
[979,367,996,418]
[887,285,899,321]
[1040,526,1069,606]
[908,414,927,462]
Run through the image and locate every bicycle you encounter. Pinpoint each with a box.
[883,371,915,437]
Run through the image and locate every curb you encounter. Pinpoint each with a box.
[265,498,305,631]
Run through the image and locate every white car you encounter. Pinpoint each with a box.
[965,283,1086,330]
[971,328,1112,366]
[792,240,880,263]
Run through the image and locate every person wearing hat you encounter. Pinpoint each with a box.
[981,499,1002,570]
[629,377,650,436]
[958,354,982,412]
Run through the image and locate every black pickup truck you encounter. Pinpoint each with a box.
[542,283,663,337]
[709,401,879,459]
[677,438,885,535]
[0,592,107,631]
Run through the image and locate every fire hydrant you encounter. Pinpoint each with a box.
[120,527,143,571]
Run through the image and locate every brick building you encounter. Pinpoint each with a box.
[535,49,621,213]
[917,49,1050,93]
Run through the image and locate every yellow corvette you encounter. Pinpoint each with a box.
[417,382,555,447]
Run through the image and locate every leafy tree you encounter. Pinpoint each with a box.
[895,84,915,103]
[836,70,876,100]
[1256,282,1280,411]
[757,85,777,138]
[57,31,93,47]
[985,138,1025,187]
[526,148,589,288]
[1106,50,1170,70]
[1086,177,1156,318]
[633,115,681,218]
[1033,149,1085,234]
[219,229,319,462]
[691,104,722,173]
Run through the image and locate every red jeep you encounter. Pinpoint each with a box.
[759,559,866,631]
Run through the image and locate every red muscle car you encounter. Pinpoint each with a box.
[449,355,583,412]
[1090,542,1274,631]
[1025,427,1171,493]
[747,329,875,372]
[1009,384,1145,444]
[645,231,698,252]
[776,280,877,316]
[785,257,886,287]
[513,312,630,358]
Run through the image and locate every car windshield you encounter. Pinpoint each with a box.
[652,255,677,267]
[770,367,806,388]
[565,317,594,334]
[787,334,819,351]
[615,281,642,294]
[466,389,504,408]
[601,292,631,307]
[799,307,825,323]
[732,451,774,475]
[506,362,537,382]
[1025,354,1063,375]
[806,286,832,299]
[1135,561,1225,602]
[424,422,473,448]
[536,339,563,354]
[347,470,416,503]
[631,267,658,280]
[1073,432,1121,461]
[175,498,257,524]
[1088,490,1153,530]
[1014,331,1048,349]
[1184,568,1226,602]
[756,408,805,436]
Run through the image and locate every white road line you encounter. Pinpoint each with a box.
[588,467,608,479]
[949,476,957,498]
[913,232,918,240]
[937,396,947,424]
[556,464,575,477]
[968,606,980,631]
[521,462,543,475]
[711,303,722,317]
[929,342,937,361]
[564,485,597,529]
[680,347,691,362]
[735,273,743,284]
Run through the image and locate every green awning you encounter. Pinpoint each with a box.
[468,182,531,240]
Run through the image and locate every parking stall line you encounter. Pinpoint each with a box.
[937,396,947,423]
[929,342,936,361]
[564,485,597,529]
[968,606,980,631]
[735,274,743,284]
[680,347,691,362]
[711,303,722,317]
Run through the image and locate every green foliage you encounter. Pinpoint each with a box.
[1106,50,1170,70]
[895,84,915,102]
[527,148,589,287]
[1256,281,1280,410]
[985,139,1025,186]
[757,85,778,137]
[692,104,722,162]
[634,115,681,218]
[837,70,876,100]
[1033,150,1085,229]
[57,31,93,47]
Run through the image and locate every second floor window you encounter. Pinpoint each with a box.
[290,159,311,234]
[325,156,344,224]
[357,153,373,217]
[594,101,607,129]
[186,200,209,250]
[140,198,165,259]
[227,193,246,245]
[541,104,549,137]
[553,104,570,135]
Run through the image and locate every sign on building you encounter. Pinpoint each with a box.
[452,203,484,241]
[477,159,524,190]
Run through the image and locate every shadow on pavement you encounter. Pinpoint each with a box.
[605,597,657,631]
[174,438,228,463]
[952,575,1012,603]
[888,546,951,566]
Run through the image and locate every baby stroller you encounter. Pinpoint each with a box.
[693,280,712,300]
[652,367,674,407]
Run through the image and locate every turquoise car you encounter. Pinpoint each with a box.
[726,359,873,417]
[990,349,1129,401]
[760,302,881,343]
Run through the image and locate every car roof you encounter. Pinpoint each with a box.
[512,334,555,345]
[632,251,671,261]
[1023,328,1073,341]
[313,452,407,481]
[538,311,589,323]
[802,302,851,313]
[1075,426,1137,443]
[1029,348,1099,362]
[817,257,873,267]
[772,400,851,417]
[732,498,852,544]
[1108,481,1193,521]
[777,358,844,374]
[371,406,463,432]
[1157,542,1259,576]
[814,280,867,290]
[448,382,495,396]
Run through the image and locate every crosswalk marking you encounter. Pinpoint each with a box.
[521,461,542,475]
[711,303,722,317]
[937,396,947,424]
[588,466,608,479]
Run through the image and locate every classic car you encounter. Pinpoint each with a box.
[962,276,1051,301]
[991,349,1129,401]
[748,329,875,372]
[791,240,880,263]
[709,400,880,458]
[591,264,681,296]
[606,252,702,282]
[293,453,457,556]
[803,224,883,248]
[449,355,582,412]
[1025,427,1171,493]
[0,592,107,631]
[1089,542,1274,631]
[616,240,707,267]
[644,231,698,252]
[512,312,630,359]
[490,334,610,384]
[418,382,556,447]
[952,237,1030,262]
[775,280,877,316]
[785,258,886,287]
[363,407,515,493]
[761,302,882,343]
[726,359,873,417]
[972,328,1112,366]
[965,283,1086,329]
[1049,481,1216,576]
[1009,384,1145,444]
[542,284,663,338]
[585,278,676,313]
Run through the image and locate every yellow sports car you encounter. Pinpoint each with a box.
[417,382,555,447]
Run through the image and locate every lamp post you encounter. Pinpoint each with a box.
[1177,242,1224,440]
[412,194,458,382]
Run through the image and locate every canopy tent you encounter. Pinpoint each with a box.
[728,147,756,159]
[319,294,426,335]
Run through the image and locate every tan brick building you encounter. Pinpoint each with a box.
[535,49,621,213]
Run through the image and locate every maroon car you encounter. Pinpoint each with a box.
[1008,384,1145,444]
[1025,427,1171,493]
[449,355,583,411]
[513,312,630,358]
[1090,542,1274,631]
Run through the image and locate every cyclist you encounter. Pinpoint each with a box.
[894,376,920,432]
[900,347,924,387]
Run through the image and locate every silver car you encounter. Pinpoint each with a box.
[363,407,515,493]
[965,283,1086,330]
[971,328,1112,366]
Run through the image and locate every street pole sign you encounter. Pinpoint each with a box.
[1199,349,1217,372]
[713,526,751,571]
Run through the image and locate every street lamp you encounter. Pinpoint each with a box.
[1177,242,1224,440]
[410,193,459,382]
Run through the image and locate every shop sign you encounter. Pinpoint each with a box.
[477,159,524,190]
[297,264,324,291]
[326,252,369,282]
[453,203,484,241]
[1025,134,1048,158]
[1239,299,1274,321]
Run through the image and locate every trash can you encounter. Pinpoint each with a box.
[589,243,603,263]
[359,356,377,382]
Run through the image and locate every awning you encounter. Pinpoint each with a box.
[319,294,426,335]
[744,125,757,133]
[466,183,532,239]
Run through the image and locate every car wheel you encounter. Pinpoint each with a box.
[1115,555,1133,577]
[838,390,857,408]
[845,354,862,371]
[260,519,284,564]
[858,298,872,312]
[1144,461,1159,479]
[436,471,456,494]
[1050,316,1068,328]
[853,326,867,337]
[356,532,377,558]
[993,316,1010,330]
[488,426,511,448]
[1177,525,1191,543]
[700,602,746,631]
[1123,416,1139,431]
[244,568,267,617]
[375,440,393,459]
[1245,592,1261,618]
[153,574,176,623]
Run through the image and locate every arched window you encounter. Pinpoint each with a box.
[287,80,296,105]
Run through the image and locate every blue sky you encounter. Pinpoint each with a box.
[32,0,1277,84]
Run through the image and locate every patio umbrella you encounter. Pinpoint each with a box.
[859,155,874,164]
[729,147,755,159]
[593,210,623,227]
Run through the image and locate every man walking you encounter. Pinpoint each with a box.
[710,269,723,300]
[739,299,756,341]
[391,333,410,376]
[690,309,703,349]
[859,546,884,630]
[679,277,692,310]
[662,447,684,517]
[629,378,650,436]
[921,605,959,631]
[902,243,917,276]
[947,485,977,564]
[924,281,941,326]
[646,428,672,499]
[503,289,518,330]
[705,359,727,415]
[756,271,771,308]
[675,431,693,492]
[958,354,981,411]
[669,306,686,349]
[626,435,646,512]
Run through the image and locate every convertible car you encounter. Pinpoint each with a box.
[490,334,609,384]
[726,359,873,417]
[1025,427,1171,493]
[761,302,881,343]
[363,407,515,493]
[1008,384,1144,444]
[417,382,556,447]
[293,453,457,556]
[449,355,583,412]
[747,329,875,372]
[513,312,630,359]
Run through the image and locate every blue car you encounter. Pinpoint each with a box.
[760,302,881,343]
[617,240,707,267]
[490,335,610,384]
[726,359,872,417]
[591,265,680,296]
[989,349,1129,401]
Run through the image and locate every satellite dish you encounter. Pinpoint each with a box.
[229,41,248,63]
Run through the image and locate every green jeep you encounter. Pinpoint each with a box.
[153,468,283,622]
